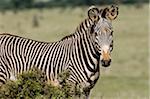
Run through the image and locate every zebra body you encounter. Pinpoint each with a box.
[0,34,70,83]
[0,25,99,89]
[0,5,118,98]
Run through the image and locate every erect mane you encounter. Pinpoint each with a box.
[61,33,75,40]
[61,18,92,41]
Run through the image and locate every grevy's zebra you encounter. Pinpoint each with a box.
[0,5,118,98]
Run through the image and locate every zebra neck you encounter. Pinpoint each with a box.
[75,18,93,36]
[74,32,100,71]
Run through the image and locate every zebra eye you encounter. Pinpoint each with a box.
[110,31,113,35]
[95,32,98,36]
[90,25,95,34]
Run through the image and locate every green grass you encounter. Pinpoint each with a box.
[0,4,148,99]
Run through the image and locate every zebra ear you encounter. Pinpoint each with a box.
[88,6,100,22]
[101,5,119,21]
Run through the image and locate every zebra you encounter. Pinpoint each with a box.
[0,5,118,98]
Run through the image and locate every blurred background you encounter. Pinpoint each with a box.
[0,0,148,99]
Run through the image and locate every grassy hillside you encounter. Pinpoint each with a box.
[0,4,148,99]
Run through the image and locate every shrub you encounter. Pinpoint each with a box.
[0,68,82,99]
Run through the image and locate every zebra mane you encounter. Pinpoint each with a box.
[61,33,75,40]
[61,18,93,40]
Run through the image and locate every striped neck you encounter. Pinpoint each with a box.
[74,18,94,36]
[71,18,100,71]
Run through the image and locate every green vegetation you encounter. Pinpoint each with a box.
[0,4,148,99]
[0,69,82,99]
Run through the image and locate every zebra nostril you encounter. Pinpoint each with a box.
[101,59,111,67]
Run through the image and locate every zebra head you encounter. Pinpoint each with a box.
[88,5,118,67]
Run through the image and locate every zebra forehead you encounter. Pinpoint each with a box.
[96,18,112,30]
[94,18,112,35]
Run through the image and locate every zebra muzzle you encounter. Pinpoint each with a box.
[101,59,111,67]
[101,50,111,67]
